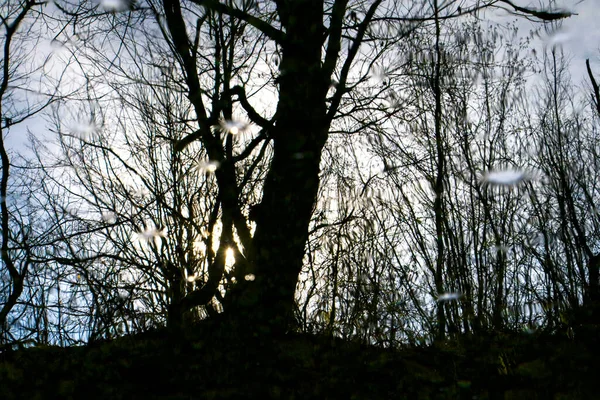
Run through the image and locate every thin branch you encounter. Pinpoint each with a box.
[326,0,383,123]
[586,59,600,116]
[499,0,576,21]
[322,0,348,80]
[190,0,284,43]
[225,85,272,128]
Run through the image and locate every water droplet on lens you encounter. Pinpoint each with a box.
[437,292,462,302]
[197,160,220,174]
[481,169,527,187]
[544,28,571,49]
[101,212,117,224]
[99,0,135,12]
[370,64,389,85]
[136,225,167,243]
[69,120,100,141]
[219,119,250,135]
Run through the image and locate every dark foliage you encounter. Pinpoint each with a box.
[1,322,596,399]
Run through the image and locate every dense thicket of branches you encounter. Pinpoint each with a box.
[1,0,597,348]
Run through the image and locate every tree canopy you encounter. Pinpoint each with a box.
[1,0,597,348]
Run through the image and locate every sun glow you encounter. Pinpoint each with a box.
[225,247,235,269]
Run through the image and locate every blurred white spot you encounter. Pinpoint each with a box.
[437,292,462,302]
[244,274,255,281]
[370,64,389,85]
[69,120,100,141]
[545,29,571,49]
[219,119,250,135]
[136,225,167,243]
[99,0,135,12]
[101,212,117,224]
[186,274,197,283]
[196,160,219,174]
[225,247,235,267]
[482,169,526,187]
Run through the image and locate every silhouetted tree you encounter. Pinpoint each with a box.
[22,0,578,343]
[0,0,73,345]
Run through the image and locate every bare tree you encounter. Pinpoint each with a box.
[526,44,600,335]
[154,0,571,333]
[22,0,575,343]
[0,0,72,345]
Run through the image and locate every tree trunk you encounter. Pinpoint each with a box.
[585,254,600,324]
[229,0,329,333]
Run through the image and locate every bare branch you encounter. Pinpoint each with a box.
[499,0,576,21]
[189,0,284,43]
[586,59,600,116]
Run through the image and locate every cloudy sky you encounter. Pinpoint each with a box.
[5,0,600,153]
[519,0,600,83]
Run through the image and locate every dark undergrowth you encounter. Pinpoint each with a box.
[0,321,597,399]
